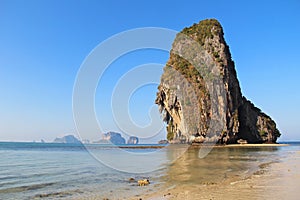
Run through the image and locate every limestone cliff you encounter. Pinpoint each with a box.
[96,132,126,144]
[155,19,281,144]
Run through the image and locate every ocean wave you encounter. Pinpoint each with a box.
[0,182,55,194]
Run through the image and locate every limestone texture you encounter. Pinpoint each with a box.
[155,19,281,144]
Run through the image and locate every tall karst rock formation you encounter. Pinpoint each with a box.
[155,19,281,144]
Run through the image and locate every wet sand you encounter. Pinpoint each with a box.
[224,143,289,147]
[136,147,300,200]
[72,144,299,200]
[192,143,289,147]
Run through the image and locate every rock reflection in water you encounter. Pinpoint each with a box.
[163,145,279,186]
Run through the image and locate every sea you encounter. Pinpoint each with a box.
[0,142,299,200]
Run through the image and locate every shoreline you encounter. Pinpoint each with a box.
[118,143,289,149]
[91,143,289,149]
[132,145,300,200]
[222,143,289,147]
[0,141,291,149]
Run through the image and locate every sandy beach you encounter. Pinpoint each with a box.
[135,146,300,200]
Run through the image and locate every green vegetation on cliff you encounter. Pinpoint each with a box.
[182,19,223,46]
[156,18,281,144]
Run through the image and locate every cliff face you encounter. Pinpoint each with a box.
[155,19,281,144]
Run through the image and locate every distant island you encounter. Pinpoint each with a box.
[127,136,139,144]
[93,132,142,145]
[155,19,281,144]
[94,132,126,144]
[158,140,169,144]
[53,135,81,144]
[50,133,146,145]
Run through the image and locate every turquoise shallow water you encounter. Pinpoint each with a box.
[0,142,299,199]
[0,142,166,199]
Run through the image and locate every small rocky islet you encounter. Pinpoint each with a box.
[155,19,281,144]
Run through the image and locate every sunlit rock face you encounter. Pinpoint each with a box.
[155,19,281,144]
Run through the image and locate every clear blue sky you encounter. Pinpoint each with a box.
[0,0,299,142]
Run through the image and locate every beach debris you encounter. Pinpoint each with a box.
[201,181,216,185]
[237,139,248,144]
[128,177,135,183]
[138,179,150,186]
[164,192,171,197]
